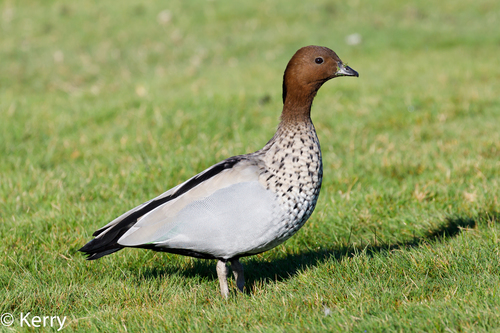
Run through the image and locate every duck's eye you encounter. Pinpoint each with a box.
[315,57,324,64]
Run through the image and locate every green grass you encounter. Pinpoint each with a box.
[1,0,500,331]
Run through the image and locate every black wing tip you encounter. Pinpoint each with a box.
[77,248,98,261]
[78,239,99,253]
[77,244,95,260]
[78,239,123,260]
[78,248,123,260]
[77,243,99,260]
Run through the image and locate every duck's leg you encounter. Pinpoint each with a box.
[216,260,230,298]
[230,259,245,292]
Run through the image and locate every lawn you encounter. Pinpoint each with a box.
[1,0,499,331]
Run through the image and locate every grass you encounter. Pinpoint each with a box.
[1,0,500,331]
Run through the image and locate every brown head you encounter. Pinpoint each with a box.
[281,45,358,122]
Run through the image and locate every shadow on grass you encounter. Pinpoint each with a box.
[136,211,498,293]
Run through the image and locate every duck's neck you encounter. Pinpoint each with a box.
[280,83,318,124]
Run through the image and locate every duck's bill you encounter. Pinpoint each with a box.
[336,63,359,77]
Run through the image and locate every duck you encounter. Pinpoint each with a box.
[79,45,358,297]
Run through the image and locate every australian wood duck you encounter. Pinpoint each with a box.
[79,45,358,297]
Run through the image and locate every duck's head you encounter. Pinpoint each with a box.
[281,46,358,120]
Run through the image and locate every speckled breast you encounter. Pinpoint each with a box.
[256,120,323,244]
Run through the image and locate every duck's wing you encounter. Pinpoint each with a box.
[79,155,281,260]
